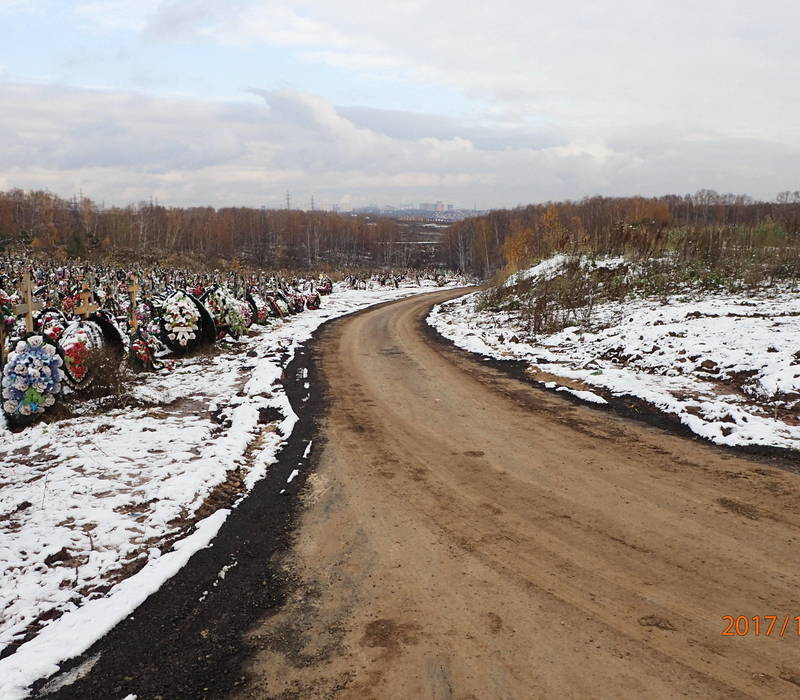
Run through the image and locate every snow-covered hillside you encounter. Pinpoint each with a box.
[429,256,800,452]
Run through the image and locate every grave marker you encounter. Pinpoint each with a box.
[75,277,98,318]
[1,272,42,365]
[127,273,140,332]
[14,271,43,333]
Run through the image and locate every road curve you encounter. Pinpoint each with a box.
[236,288,800,700]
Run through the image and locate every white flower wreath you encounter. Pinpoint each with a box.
[162,291,201,347]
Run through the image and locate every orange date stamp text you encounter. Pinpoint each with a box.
[722,615,800,637]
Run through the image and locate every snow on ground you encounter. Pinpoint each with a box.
[502,254,569,287]
[429,261,800,452]
[0,278,459,700]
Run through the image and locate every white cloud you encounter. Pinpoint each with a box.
[37,0,795,207]
[94,0,797,143]
[2,80,797,209]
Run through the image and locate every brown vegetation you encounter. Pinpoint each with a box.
[442,191,800,278]
[0,189,405,267]
[467,192,800,336]
[3,188,800,280]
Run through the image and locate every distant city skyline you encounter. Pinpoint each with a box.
[1,1,798,209]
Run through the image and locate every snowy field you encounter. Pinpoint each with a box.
[0,279,456,700]
[429,259,800,452]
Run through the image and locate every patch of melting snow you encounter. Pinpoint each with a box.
[502,254,569,287]
[0,509,227,699]
[287,469,300,483]
[556,386,608,404]
[216,558,237,582]
[36,652,101,695]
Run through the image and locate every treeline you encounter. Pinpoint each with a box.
[0,189,407,268]
[5,188,800,277]
[442,191,800,277]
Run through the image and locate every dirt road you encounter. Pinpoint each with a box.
[234,288,800,699]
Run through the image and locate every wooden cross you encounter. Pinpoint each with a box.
[75,277,98,318]
[14,271,43,333]
[127,274,140,332]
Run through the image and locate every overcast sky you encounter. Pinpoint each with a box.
[1,0,798,209]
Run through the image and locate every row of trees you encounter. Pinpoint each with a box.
[3,188,799,276]
[441,192,800,277]
[0,189,411,268]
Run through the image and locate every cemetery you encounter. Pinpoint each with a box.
[0,259,337,426]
